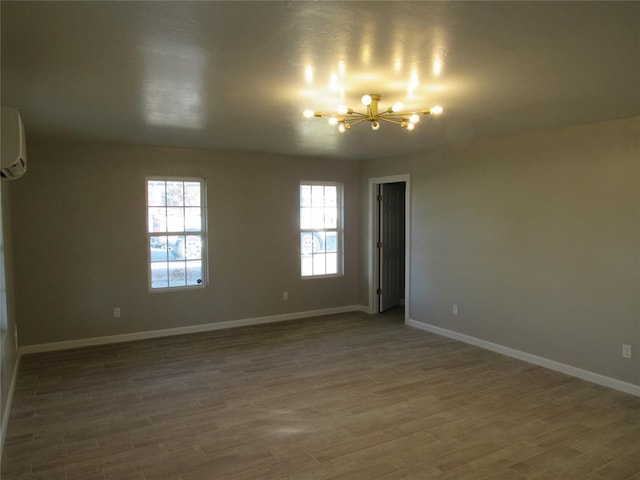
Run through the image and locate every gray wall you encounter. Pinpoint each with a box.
[361,117,640,386]
[9,139,362,345]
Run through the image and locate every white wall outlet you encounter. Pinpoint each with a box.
[113,307,121,318]
[282,291,288,300]
[622,344,632,359]
[453,304,459,316]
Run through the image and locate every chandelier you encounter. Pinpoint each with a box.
[303,94,443,132]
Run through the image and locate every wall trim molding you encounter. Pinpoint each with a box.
[406,319,640,398]
[1,352,20,459]
[19,305,370,355]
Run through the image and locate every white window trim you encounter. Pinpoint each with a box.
[299,181,344,279]
[146,176,208,292]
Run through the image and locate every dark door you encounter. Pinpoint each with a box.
[378,182,405,312]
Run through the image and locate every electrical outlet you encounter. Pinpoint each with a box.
[114,307,121,318]
[282,291,288,301]
[452,304,459,316]
[622,344,632,359]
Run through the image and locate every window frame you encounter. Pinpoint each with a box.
[299,181,344,279]
[146,176,208,292]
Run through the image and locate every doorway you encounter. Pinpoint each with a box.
[368,175,410,319]
[378,182,405,312]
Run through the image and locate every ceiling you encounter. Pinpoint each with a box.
[2,1,639,161]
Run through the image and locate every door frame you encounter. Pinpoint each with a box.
[368,174,411,320]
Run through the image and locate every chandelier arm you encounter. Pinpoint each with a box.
[323,111,368,119]
[379,112,415,119]
[377,117,404,126]
[378,116,404,122]
[345,118,369,127]
[346,111,369,118]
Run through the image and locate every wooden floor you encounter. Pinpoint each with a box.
[2,309,640,480]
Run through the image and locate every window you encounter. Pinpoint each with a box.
[300,182,343,277]
[146,178,207,290]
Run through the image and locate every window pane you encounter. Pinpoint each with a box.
[314,231,326,253]
[300,185,312,207]
[311,185,324,206]
[324,207,337,228]
[300,207,312,229]
[301,233,313,255]
[325,186,337,206]
[184,182,201,206]
[166,235,182,260]
[167,208,185,232]
[186,260,203,285]
[325,232,337,252]
[151,262,169,288]
[148,207,166,233]
[326,253,338,274]
[184,207,201,232]
[148,181,166,206]
[150,236,169,262]
[301,254,313,276]
[313,253,326,275]
[185,235,202,260]
[168,262,187,287]
[311,207,324,229]
[166,181,184,206]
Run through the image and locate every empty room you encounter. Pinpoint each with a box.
[1,2,639,479]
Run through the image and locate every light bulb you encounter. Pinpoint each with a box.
[409,113,420,124]
[430,105,443,115]
[337,104,348,115]
[328,117,338,126]
[361,94,372,106]
[371,120,380,131]
[338,124,346,133]
[392,102,404,112]
[303,109,314,118]
[407,123,415,131]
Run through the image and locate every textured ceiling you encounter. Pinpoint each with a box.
[2,1,639,160]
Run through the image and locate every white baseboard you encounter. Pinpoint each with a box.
[19,305,370,355]
[1,352,20,460]
[406,319,640,398]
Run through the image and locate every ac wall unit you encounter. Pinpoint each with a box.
[1,107,27,180]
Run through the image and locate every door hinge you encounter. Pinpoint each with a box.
[376,288,382,295]
[377,241,383,249]
[377,194,383,202]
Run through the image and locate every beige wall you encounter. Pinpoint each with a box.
[8,139,362,345]
[5,117,639,388]
[361,117,640,386]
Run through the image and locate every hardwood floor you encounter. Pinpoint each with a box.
[2,309,640,479]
